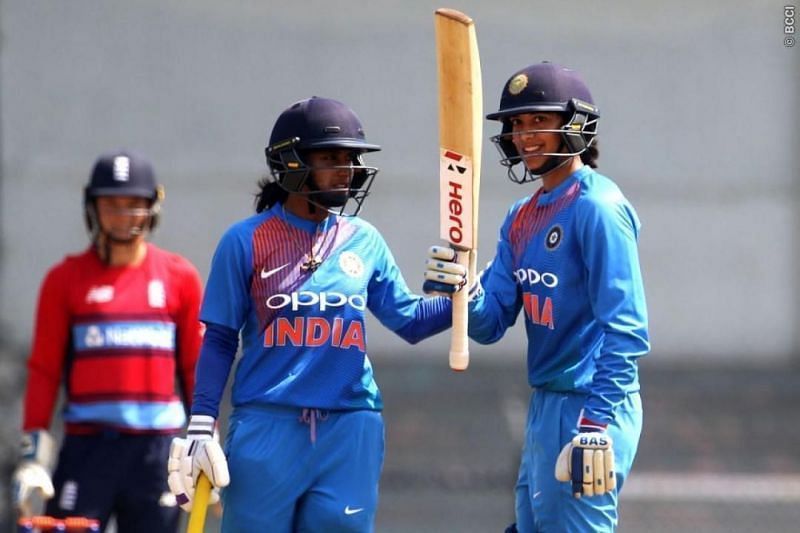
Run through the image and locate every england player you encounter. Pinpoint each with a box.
[425,62,650,531]
[12,151,204,531]
[167,96,452,532]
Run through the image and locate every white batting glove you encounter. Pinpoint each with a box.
[423,246,468,297]
[555,419,616,498]
[167,415,230,512]
[12,430,56,517]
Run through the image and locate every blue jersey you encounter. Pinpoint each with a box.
[469,166,649,424]
[197,203,450,414]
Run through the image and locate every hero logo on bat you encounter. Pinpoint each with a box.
[439,149,474,249]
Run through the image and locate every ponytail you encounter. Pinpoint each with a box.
[255,178,288,213]
[580,142,599,169]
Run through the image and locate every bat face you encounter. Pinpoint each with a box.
[434,8,482,371]
[439,149,475,251]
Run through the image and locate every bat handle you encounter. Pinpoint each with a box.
[449,250,470,371]
[187,473,212,533]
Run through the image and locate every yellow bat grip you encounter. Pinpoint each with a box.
[187,473,212,533]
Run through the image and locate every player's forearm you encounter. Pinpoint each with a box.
[394,296,452,344]
[22,360,63,430]
[177,322,203,406]
[466,283,520,344]
[582,327,649,423]
[191,322,238,418]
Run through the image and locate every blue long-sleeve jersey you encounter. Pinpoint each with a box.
[469,166,649,425]
[193,203,451,417]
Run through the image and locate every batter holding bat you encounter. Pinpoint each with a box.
[12,150,203,532]
[425,62,650,532]
[167,96,452,532]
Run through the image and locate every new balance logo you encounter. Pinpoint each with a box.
[344,506,364,515]
[261,263,290,279]
[85,285,114,304]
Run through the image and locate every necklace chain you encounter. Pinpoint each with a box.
[282,206,338,273]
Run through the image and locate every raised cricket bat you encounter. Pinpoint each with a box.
[434,8,482,371]
[186,473,212,533]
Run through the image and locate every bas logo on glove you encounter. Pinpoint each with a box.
[555,431,616,498]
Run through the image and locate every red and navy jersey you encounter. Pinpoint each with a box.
[22,243,203,435]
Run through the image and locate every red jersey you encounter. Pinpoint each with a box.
[22,243,203,435]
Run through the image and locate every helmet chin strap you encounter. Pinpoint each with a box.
[524,154,573,182]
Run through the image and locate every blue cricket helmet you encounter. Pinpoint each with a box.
[487,62,600,176]
[265,96,380,216]
[83,150,163,233]
[85,150,160,200]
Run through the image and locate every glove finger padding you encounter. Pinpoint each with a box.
[192,439,230,489]
[554,432,615,498]
[423,245,467,296]
[12,461,55,517]
[167,435,230,513]
[167,438,194,511]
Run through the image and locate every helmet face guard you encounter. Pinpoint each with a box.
[265,97,381,216]
[487,63,600,183]
[266,139,378,216]
[83,151,163,241]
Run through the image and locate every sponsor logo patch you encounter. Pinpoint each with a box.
[85,285,114,304]
[76,322,176,350]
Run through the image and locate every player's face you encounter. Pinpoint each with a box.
[509,112,564,170]
[306,149,355,206]
[95,195,151,242]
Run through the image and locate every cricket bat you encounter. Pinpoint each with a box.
[186,473,212,533]
[434,8,482,371]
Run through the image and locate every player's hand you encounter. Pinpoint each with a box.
[12,430,56,517]
[423,245,468,297]
[167,415,230,512]
[555,423,616,498]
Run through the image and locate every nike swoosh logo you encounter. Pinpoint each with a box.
[344,506,364,515]
[260,263,290,279]
[533,491,542,499]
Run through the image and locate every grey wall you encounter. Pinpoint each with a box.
[2,0,798,363]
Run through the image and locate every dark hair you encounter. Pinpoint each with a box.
[255,177,288,213]
[580,142,599,169]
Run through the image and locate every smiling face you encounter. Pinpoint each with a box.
[508,112,565,171]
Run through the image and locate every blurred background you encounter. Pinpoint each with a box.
[1,0,798,531]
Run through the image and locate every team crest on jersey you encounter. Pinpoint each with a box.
[338,251,364,278]
[545,225,563,251]
[85,285,114,304]
[148,280,166,308]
